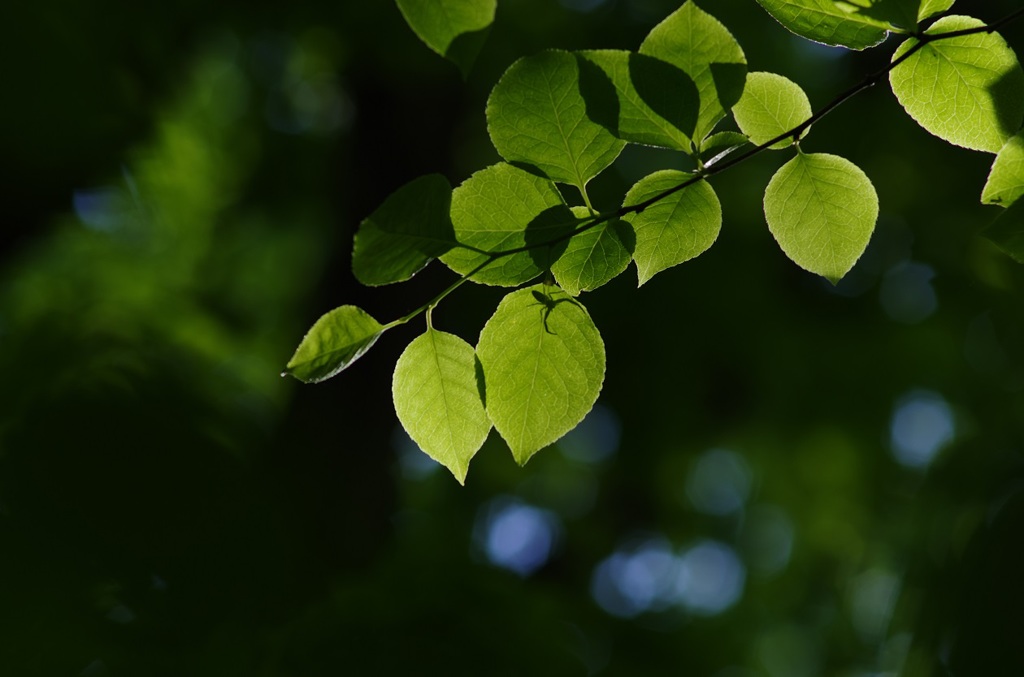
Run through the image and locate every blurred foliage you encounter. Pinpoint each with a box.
[2,0,1024,675]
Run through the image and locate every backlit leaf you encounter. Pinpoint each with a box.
[575,49,698,151]
[985,199,1024,264]
[487,50,625,196]
[393,329,491,484]
[639,1,747,144]
[890,16,1024,153]
[551,206,635,296]
[395,0,496,78]
[284,306,385,383]
[763,152,878,283]
[755,0,888,50]
[352,174,455,286]
[440,163,576,287]
[982,132,1024,206]
[476,285,605,465]
[622,170,722,286]
[732,72,813,150]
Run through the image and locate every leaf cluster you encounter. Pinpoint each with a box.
[285,0,1024,482]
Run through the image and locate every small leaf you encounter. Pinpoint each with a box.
[700,131,749,166]
[639,1,747,144]
[763,152,878,283]
[755,0,888,50]
[395,0,496,78]
[982,132,1024,206]
[476,285,605,465]
[393,329,491,484]
[284,306,385,383]
[575,49,698,151]
[352,174,455,286]
[985,199,1024,264]
[440,163,576,287]
[732,72,813,150]
[622,171,722,285]
[487,50,625,195]
[551,207,635,296]
[890,16,1024,154]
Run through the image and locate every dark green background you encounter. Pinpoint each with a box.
[2,0,1023,674]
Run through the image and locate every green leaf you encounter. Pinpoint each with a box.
[732,72,813,150]
[392,329,491,484]
[440,163,576,287]
[622,171,722,286]
[982,132,1024,207]
[890,16,1024,154]
[985,199,1024,264]
[487,49,626,196]
[476,285,605,465]
[284,306,385,383]
[352,174,455,286]
[700,131,749,166]
[575,49,698,151]
[763,152,878,283]
[639,1,747,145]
[395,0,496,78]
[755,0,888,50]
[551,207,635,296]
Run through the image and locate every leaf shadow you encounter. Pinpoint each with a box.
[575,51,700,145]
[630,53,700,142]
[989,65,1024,142]
[709,61,748,119]
[523,204,580,273]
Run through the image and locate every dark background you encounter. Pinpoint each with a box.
[2,0,1023,674]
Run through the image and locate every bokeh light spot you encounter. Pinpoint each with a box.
[685,448,752,515]
[890,390,954,468]
[476,498,560,577]
[674,540,746,615]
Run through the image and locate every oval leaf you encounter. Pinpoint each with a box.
[487,49,625,195]
[732,72,813,150]
[639,1,747,145]
[395,0,496,78]
[284,306,385,383]
[982,132,1024,207]
[440,163,575,287]
[764,152,878,283]
[476,285,605,465]
[551,207,635,296]
[352,174,455,286]
[755,0,888,50]
[575,49,698,151]
[890,16,1024,154]
[393,329,491,484]
[622,171,722,286]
